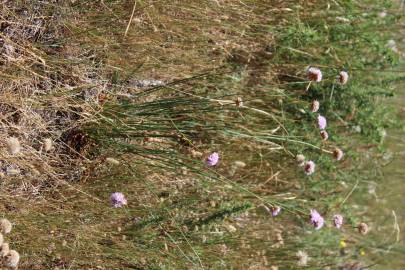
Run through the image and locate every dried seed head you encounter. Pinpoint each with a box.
[307,67,322,82]
[333,148,344,161]
[43,138,53,152]
[338,71,349,85]
[190,149,203,158]
[296,154,306,167]
[4,250,19,269]
[333,214,344,229]
[6,137,20,155]
[235,97,243,107]
[296,250,309,266]
[304,161,315,175]
[106,157,120,165]
[0,243,9,257]
[0,219,12,234]
[320,130,329,141]
[0,233,3,246]
[233,160,246,168]
[358,222,369,235]
[311,100,320,113]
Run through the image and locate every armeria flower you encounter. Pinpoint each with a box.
[338,71,349,85]
[311,100,320,113]
[304,161,315,175]
[206,152,219,166]
[333,148,344,161]
[358,222,369,235]
[110,192,127,208]
[296,250,309,266]
[333,214,344,229]
[310,209,324,229]
[318,115,327,130]
[296,154,306,167]
[307,67,322,82]
[320,130,329,141]
[271,206,281,217]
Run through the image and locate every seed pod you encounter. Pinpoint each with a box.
[296,154,305,167]
[311,100,320,113]
[320,130,329,141]
[6,137,20,155]
[0,219,12,234]
[358,222,369,235]
[4,250,19,269]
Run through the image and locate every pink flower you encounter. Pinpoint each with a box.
[318,115,327,130]
[310,209,324,229]
[304,161,315,175]
[307,67,322,82]
[338,71,349,85]
[320,130,329,141]
[271,206,281,217]
[206,152,219,166]
[333,214,344,229]
[110,192,127,208]
[311,100,320,113]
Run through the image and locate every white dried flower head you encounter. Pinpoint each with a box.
[378,11,387,18]
[320,130,329,141]
[296,154,306,167]
[191,149,203,158]
[358,222,369,235]
[106,157,120,165]
[233,161,246,168]
[311,100,320,113]
[6,137,20,155]
[296,250,309,266]
[0,243,9,257]
[43,138,53,152]
[4,249,19,269]
[338,71,349,85]
[333,148,344,161]
[307,67,322,82]
[6,167,20,176]
[235,97,243,107]
[0,219,12,234]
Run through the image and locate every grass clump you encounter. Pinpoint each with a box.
[0,0,403,269]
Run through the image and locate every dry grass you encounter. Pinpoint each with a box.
[0,0,402,269]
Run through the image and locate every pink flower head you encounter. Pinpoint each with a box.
[206,152,219,166]
[320,130,329,141]
[311,100,320,113]
[333,148,344,161]
[304,160,315,175]
[338,71,349,85]
[333,214,344,229]
[310,209,324,229]
[318,115,327,130]
[307,67,322,82]
[271,206,281,217]
[110,192,127,208]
